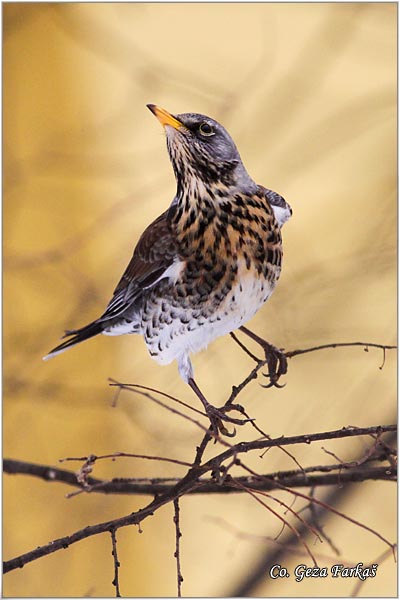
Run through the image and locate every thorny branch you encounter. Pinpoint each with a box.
[3,340,397,594]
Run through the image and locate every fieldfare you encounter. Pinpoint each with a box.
[45,105,292,436]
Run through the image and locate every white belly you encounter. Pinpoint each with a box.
[145,268,275,366]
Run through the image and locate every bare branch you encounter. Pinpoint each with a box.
[231,478,319,567]
[3,424,396,574]
[4,459,395,496]
[61,451,193,469]
[3,339,396,588]
[285,341,397,359]
[173,499,183,597]
[305,487,341,556]
[110,529,121,598]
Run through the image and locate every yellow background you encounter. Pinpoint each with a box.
[4,3,397,597]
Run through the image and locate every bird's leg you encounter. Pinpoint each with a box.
[238,326,288,388]
[187,378,253,437]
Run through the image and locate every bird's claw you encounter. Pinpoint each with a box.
[260,342,288,388]
[205,403,254,438]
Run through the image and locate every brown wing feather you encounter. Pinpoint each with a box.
[99,210,178,321]
[114,210,176,291]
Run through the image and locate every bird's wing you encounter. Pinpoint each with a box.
[98,209,179,322]
[259,186,292,227]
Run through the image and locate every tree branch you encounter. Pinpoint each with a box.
[4,341,397,591]
[173,499,183,597]
[110,529,121,598]
[3,459,395,496]
[3,424,396,574]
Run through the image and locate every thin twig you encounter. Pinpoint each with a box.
[285,341,396,359]
[173,499,183,597]
[209,515,358,564]
[234,458,396,552]
[306,486,341,556]
[230,331,260,362]
[61,452,192,468]
[230,478,318,566]
[110,529,121,598]
[379,346,387,370]
[108,379,231,446]
[114,382,206,418]
[275,479,395,553]
[239,407,306,473]
[239,479,324,545]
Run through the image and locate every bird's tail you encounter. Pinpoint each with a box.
[43,320,103,361]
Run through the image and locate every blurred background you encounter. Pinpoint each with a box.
[4,3,396,597]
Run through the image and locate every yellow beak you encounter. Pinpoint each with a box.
[147,104,185,131]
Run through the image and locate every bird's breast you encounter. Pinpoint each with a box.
[141,257,277,365]
[141,189,283,363]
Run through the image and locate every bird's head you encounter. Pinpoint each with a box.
[147,104,255,197]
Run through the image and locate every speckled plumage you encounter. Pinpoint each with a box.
[45,105,292,433]
[141,186,283,381]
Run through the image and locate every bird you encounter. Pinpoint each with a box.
[44,104,292,436]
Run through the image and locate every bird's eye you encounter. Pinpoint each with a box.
[198,122,215,137]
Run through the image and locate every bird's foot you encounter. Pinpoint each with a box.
[260,341,288,388]
[205,403,254,438]
[238,327,288,388]
[187,377,253,438]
